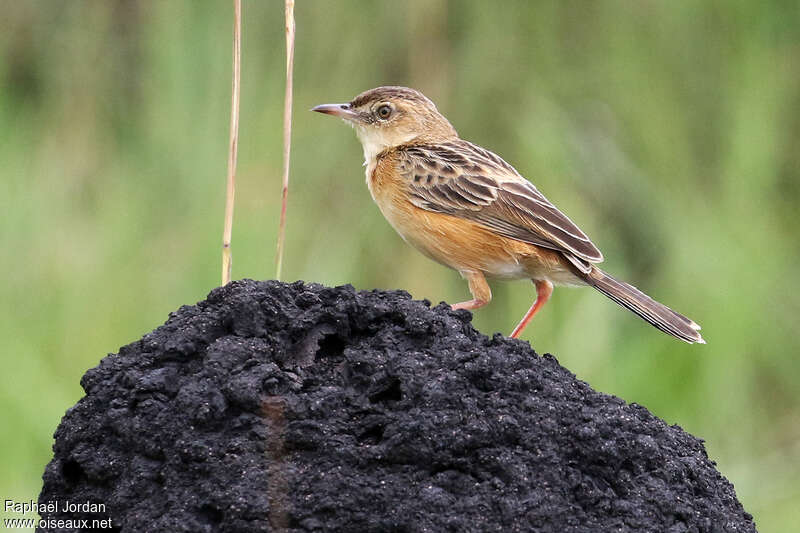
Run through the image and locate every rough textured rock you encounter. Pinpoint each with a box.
[39,279,756,532]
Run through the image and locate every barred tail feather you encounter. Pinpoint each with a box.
[586,268,705,344]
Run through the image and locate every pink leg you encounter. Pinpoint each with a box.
[451,299,487,311]
[451,271,491,311]
[510,280,554,338]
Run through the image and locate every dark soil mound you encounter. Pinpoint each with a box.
[39,279,755,532]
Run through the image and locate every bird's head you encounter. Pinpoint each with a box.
[312,86,458,162]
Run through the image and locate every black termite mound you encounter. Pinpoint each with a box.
[39,279,756,532]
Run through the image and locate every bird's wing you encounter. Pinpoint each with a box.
[398,140,603,268]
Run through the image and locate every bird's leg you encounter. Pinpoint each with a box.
[451,271,492,311]
[510,279,554,338]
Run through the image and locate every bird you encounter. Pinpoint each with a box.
[312,86,704,343]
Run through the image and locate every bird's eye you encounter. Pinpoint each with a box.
[376,104,392,119]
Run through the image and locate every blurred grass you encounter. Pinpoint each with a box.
[1,1,799,530]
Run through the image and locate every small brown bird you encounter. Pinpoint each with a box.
[312,86,704,343]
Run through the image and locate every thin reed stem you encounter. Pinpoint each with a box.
[275,0,295,281]
[222,0,241,286]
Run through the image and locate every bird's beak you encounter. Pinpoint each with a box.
[311,103,357,120]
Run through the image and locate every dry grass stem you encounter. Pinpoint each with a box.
[221,0,242,285]
[275,0,295,281]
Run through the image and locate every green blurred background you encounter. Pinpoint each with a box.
[1,1,798,530]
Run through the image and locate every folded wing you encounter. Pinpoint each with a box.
[399,141,603,271]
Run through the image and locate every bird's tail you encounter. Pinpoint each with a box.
[584,267,705,344]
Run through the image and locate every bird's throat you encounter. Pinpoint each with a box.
[355,125,418,167]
